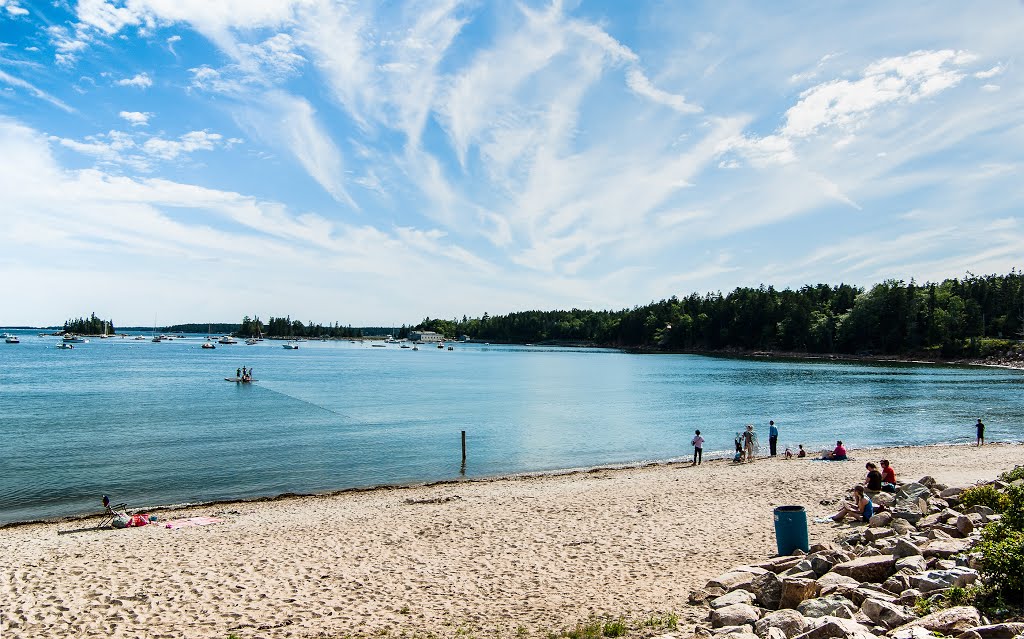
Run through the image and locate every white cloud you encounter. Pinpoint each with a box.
[974,63,1004,79]
[53,127,234,170]
[625,68,702,114]
[142,130,222,159]
[0,69,75,112]
[1,0,28,17]
[116,72,152,88]
[119,110,152,126]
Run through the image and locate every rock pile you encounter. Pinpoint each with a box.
[675,476,1023,639]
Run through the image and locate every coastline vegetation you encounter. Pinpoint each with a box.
[63,313,115,335]
[414,270,1024,359]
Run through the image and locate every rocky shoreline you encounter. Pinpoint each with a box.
[677,474,1022,639]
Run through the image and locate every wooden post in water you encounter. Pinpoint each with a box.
[461,430,467,475]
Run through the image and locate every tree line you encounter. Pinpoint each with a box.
[412,271,1023,358]
[64,313,115,335]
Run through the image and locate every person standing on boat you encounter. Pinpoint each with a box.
[768,420,779,457]
[247,367,253,381]
[242,366,248,381]
[236,367,241,380]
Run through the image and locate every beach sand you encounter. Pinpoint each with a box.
[2,443,1022,638]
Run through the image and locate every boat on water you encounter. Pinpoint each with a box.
[400,344,410,349]
[282,342,299,349]
[412,345,419,350]
[371,343,386,347]
[56,343,74,349]
[224,377,257,383]
[437,342,445,349]
[201,341,216,349]
[218,335,238,345]
[63,333,88,343]
[3,333,20,344]
[245,338,259,345]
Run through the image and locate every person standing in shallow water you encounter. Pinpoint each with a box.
[743,424,757,463]
[691,430,704,466]
[976,418,985,446]
[768,420,779,456]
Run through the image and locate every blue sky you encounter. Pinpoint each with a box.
[0,1,1021,326]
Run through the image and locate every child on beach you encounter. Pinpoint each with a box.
[784,446,793,459]
[691,430,704,466]
[797,444,806,458]
[733,433,743,463]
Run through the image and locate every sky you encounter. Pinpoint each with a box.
[0,1,1022,326]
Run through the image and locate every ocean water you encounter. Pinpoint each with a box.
[1,328,1022,525]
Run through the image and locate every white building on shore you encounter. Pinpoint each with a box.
[409,330,444,343]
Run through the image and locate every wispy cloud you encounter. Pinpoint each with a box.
[0,68,75,112]
[119,110,152,126]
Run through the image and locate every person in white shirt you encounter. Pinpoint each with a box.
[691,430,704,466]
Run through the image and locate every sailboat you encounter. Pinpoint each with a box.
[100,321,110,338]
[203,324,216,349]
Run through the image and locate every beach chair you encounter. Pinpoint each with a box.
[99,496,129,528]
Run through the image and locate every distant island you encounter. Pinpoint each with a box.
[57,270,1023,365]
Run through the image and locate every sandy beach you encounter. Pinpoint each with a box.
[2,443,1022,639]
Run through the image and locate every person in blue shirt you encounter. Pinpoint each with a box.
[768,420,779,456]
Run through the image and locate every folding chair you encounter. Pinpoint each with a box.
[99,495,129,528]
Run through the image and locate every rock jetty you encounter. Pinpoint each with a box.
[669,473,1023,639]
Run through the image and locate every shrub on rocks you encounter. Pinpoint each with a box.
[960,485,1009,513]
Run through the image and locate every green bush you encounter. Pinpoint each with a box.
[977,528,1024,598]
[960,485,1009,512]
[999,484,1024,531]
[1000,465,1024,483]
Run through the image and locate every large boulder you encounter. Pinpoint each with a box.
[712,603,762,628]
[758,556,805,574]
[797,595,856,619]
[816,573,860,592]
[779,577,821,610]
[922,539,972,558]
[896,483,931,503]
[793,616,875,639]
[708,569,765,592]
[955,515,974,536]
[754,610,811,639]
[861,599,916,630]
[750,571,784,610]
[894,555,928,573]
[891,539,923,561]
[810,551,850,577]
[962,623,1024,639]
[889,628,935,639]
[868,512,893,528]
[889,606,981,636]
[832,555,896,583]
[890,518,918,535]
[909,568,979,593]
[712,590,756,609]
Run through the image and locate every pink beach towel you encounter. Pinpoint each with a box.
[163,516,224,529]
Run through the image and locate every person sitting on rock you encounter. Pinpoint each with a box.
[831,485,873,523]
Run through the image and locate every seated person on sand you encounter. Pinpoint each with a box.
[832,485,873,523]
[822,440,847,461]
[864,462,882,493]
[880,459,897,492]
[797,444,806,458]
[784,446,793,460]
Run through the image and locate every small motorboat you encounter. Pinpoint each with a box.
[218,335,238,345]
[3,333,20,344]
[282,342,299,349]
[57,343,74,349]
[63,333,88,343]
[201,341,216,349]
[245,338,259,345]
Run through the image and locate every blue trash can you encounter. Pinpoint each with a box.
[774,505,809,555]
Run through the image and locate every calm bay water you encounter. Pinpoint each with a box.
[1,328,1022,525]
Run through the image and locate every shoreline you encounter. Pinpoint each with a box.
[3,442,1022,638]
[4,440,1018,531]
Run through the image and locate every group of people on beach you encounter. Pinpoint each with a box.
[236,366,253,382]
[830,458,898,522]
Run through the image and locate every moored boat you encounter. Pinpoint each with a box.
[218,335,238,345]
[3,333,20,344]
[201,341,216,349]
[282,342,299,349]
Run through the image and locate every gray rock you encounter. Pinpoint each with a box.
[865,527,896,542]
[890,628,936,639]
[960,623,1024,639]
[959,631,982,639]
[766,628,788,639]
[712,590,757,609]
[794,616,875,639]
[691,588,723,604]
[712,604,762,629]
[963,505,994,518]
[955,516,974,536]
[798,595,857,619]
[890,507,923,525]
[709,570,761,593]
[833,555,896,583]
[869,512,894,528]
[881,575,911,595]
[890,518,918,535]
[755,609,811,639]
[897,483,931,503]
[922,539,972,558]
[891,540,923,561]
[890,606,981,635]
[861,598,916,630]
[751,571,784,610]
[909,568,979,592]
[895,555,928,574]
[817,573,861,591]
[918,476,937,488]
[780,577,822,610]
[759,556,806,574]
[713,626,758,638]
